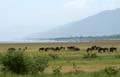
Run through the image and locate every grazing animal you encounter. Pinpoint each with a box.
[110,47,117,52]
[7,48,16,52]
[86,46,101,53]
[53,47,60,52]
[60,46,65,51]
[38,46,79,52]
[67,46,74,50]
[67,46,80,51]
[74,47,80,51]
[91,46,97,50]
[39,48,45,51]
[98,48,108,53]
[86,48,93,52]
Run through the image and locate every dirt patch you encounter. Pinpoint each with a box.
[45,64,120,73]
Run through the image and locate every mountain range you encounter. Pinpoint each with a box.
[29,8,120,40]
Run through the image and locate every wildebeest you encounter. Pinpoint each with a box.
[67,46,80,51]
[86,45,117,53]
[39,47,65,52]
[39,46,80,52]
[98,47,117,53]
[91,46,97,50]
[86,46,101,53]
[74,47,80,51]
[7,48,16,52]
[86,48,93,52]
[52,47,60,52]
[39,48,45,51]
[110,47,117,52]
[59,46,66,51]
[98,48,109,53]
[91,46,101,50]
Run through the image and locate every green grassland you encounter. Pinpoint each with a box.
[0,40,120,77]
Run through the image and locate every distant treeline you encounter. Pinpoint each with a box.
[27,34,120,42]
[49,34,120,42]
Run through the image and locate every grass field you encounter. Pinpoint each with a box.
[0,40,120,77]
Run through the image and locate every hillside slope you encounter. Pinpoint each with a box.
[31,8,120,39]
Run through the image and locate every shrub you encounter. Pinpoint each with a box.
[1,51,49,75]
[53,66,62,75]
[31,56,49,74]
[1,51,32,74]
[104,66,120,76]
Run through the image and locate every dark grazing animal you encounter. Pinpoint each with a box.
[86,46,101,53]
[7,48,16,52]
[39,46,66,52]
[98,48,109,53]
[39,48,45,51]
[110,47,117,52]
[86,48,93,52]
[67,46,80,51]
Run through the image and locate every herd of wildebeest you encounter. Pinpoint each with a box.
[7,45,117,53]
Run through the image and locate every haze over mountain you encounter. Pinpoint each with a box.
[30,8,120,39]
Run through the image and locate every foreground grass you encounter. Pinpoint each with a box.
[1,71,120,77]
[0,41,120,76]
[1,50,120,73]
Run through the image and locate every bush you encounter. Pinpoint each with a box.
[31,56,49,74]
[104,66,120,76]
[1,51,49,74]
[53,66,62,75]
[1,51,32,74]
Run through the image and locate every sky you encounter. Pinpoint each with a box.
[0,0,120,41]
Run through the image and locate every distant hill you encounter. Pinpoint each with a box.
[29,8,120,39]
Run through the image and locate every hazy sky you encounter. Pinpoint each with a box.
[0,0,120,41]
